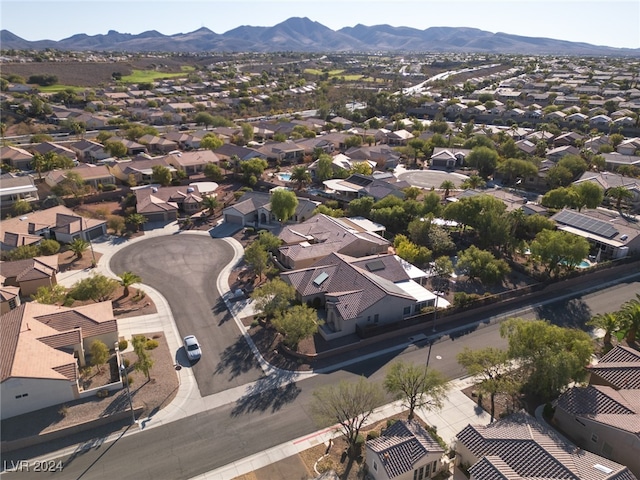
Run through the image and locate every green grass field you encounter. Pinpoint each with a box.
[37,85,85,93]
[120,66,195,83]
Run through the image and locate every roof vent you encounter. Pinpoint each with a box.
[186,187,195,193]
[593,464,613,474]
[620,234,628,241]
[151,187,158,193]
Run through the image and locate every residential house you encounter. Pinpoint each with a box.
[277,214,390,270]
[323,173,408,202]
[293,137,335,156]
[553,131,585,147]
[386,129,414,146]
[455,411,636,480]
[617,138,640,156]
[164,102,196,114]
[429,147,470,170]
[29,142,77,162]
[134,185,205,222]
[550,208,640,260]
[281,252,444,340]
[69,139,110,164]
[0,174,39,207]
[256,141,305,163]
[546,145,580,162]
[344,145,401,170]
[601,153,640,171]
[453,189,527,212]
[308,153,353,180]
[590,114,613,127]
[45,164,116,190]
[329,116,353,129]
[554,345,640,478]
[0,205,106,251]
[515,139,537,155]
[222,191,319,227]
[0,284,21,315]
[0,301,119,419]
[365,420,446,480]
[165,150,219,176]
[566,112,590,123]
[108,155,176,184]
[213,144,265,164]
[0,146,34,171]
[138,134,179,154]
[107,137,148,156]
[573,171,640,210]
[0,255,58,297]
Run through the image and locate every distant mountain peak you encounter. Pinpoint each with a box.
[0,19,636,55]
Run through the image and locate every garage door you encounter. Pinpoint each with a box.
[225,214,243,224]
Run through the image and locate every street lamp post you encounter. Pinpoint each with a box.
[83,217,97,267]
[116,344,136,425]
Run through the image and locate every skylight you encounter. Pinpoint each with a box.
[313,272,329,287]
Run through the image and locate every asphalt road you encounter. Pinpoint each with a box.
[109,235,264,396]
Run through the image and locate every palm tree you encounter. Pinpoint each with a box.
[621,297,640,344]
[587,312,621,346]
[118,271,141,297]
[439,180,456,199]
[606,186,633,210]
[461,175,486,190]
[202,196,219,216]
[290,165,311,190]
[126,213,147,232]
[68,238,89,259]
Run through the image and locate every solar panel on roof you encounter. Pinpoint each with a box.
[312,272,329,287]
[365,260,385,272]
[554,210,618,239]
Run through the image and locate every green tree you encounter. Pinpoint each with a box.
[70,274,119,302]
[316,154,333,182]
[104,140,127,158]
[54,171,91,200]
[500,318,593,399]
[250,278,296,320]
[272,304,321,350]
[12,199,32,215]
[439,180,455,199]
[433,255,454,279]
[200,133,224,150]
[349,162,373,176]
[587,312,621,347]
[395,238,432,267]
[257,230,282,252]
[194,112,215,129]
[541,187,581,210]
[126,213,147,232]
[383,361,449,421]
[202,195,219,216]
[241,122,254,143]
[151,165,172,186]
[621,296,640,344]
[241,157,268,185]
[460,174,486,190]
[244,241,270,281]
[557,154,588,178]
[270,189,298,223]
[344,135,363,148]
[107,215,126,235]
[68,238,89,259]
[457,245,510,285]
[311,378,385,457]
[90,340,110,373]
[546,165,574,188]
[530,229,590,277]
[348,196,374,218]
[7,244,40,260]
[290,165,311,190]
[606,186,633,210]
[31,284,67,305]
[38,239,61,255]
[204,163,223,182]
[466,146,499,179]
[496,158,538,185]
[118,271,141,297]
[457,347,514,422]
[573,182,604,211]
[132,335,154,380]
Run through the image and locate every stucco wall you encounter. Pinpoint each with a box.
[1,377,77,420]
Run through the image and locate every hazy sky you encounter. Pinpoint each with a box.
[2,0,639,49]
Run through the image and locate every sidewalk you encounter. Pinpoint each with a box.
[52,224,492,480]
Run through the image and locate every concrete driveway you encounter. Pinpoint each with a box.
[110,235,264,396]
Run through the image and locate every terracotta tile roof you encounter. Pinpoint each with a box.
[367,420,444,478]
[456,412,636,480]
[0,285,20,302]
[588,345,640,389]
[0,255,58,282]
[468,456,520,480]
[0,302,116,383]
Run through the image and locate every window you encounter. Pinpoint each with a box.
[8,298,17,310]
[14,393,28,399]
[403,306,411,315]
[413,466,424,480]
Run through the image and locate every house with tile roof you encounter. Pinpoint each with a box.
[0,283,21,315]
[0,145,34,171]
[573,172,640,211]
[553,345,640,478]
[0,173,39,207]
[280,252,445,340]
[108,155,176,183]
[365,420,446,480]
[455,411,637,480]
[277,214,390,270]
[222,191,319,228]
[550,208,640,260]
[0,255,59,297]
[45,164,116,190]
[1,205,106,251]
[429,147,470,170]
[323,173,408,202]
[0,302,119,419]
[164,149,220,176]
[134,184,205,222]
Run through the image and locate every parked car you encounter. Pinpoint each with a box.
[183,335,202,362]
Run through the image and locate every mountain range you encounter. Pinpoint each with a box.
[1,17,638,55]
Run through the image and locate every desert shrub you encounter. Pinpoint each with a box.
[126,375,134,386]
[453,292,482,308]
[96,389,109,398]
[102,183,117,191]
[386,418,397,428]
[251,320,259,328]
[145,339,159,350]
[58,405,69,417]
[123,358,131,368]
[118,339,128,351]
[366,430,380,440]
[316,457,335,474]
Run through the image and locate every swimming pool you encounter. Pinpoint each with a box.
[577,260,591,269]
[277,173,292,182]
